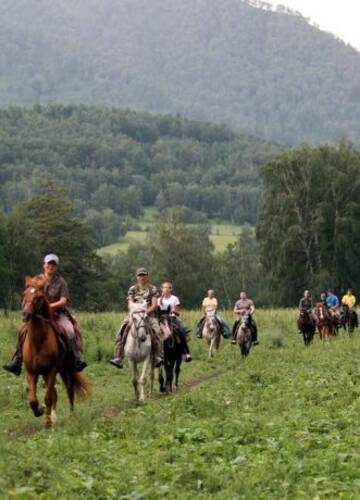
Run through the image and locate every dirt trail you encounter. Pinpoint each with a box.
[11,369,223,438]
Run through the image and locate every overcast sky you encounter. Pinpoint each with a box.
[268,0,360,50]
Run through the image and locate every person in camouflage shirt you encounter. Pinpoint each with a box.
[110,268,163,369]
[3,254,87,376]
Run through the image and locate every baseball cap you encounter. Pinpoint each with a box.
[44,254,59,265]
[136,267,148,276]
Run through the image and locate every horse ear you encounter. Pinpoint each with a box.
[25,276,32,287]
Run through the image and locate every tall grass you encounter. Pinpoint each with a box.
[1,309,360,498]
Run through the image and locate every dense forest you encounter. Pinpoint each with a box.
[0,105,279,244]
[0,0,359,144]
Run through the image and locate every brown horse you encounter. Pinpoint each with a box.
[22,276,90,428]
[315,303,336,342]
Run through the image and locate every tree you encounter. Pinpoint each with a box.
[257,142,360,306]
[7,183,104,309]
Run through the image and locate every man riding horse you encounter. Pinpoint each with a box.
[341,288,359,327]
[326,289,340,326]
[158,282,192,362]
[297,290,316,333]
[3,254,87,376]
[196,289,229,339]
[231,291,259,345]
[110,268,163,369]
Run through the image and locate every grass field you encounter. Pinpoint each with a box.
[1,310,360,498]
[98,208,244,256]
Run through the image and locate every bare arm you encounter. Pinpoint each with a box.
[147,295,158,315]
[50,297,67,310]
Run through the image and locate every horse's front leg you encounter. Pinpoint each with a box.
[44,368,58,428]
[174,358,181,391]
[27,373,44,418]
[209,337,215,358]
[138,357,151,403]
[130,361,139,401]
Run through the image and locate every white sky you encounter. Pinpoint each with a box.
[268,0,360,50]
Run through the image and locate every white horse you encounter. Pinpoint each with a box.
[124,304,153,403]
[203,311,221,358]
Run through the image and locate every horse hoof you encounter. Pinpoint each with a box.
[35,406,45,418]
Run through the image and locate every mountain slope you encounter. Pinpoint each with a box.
[0,0,359,144]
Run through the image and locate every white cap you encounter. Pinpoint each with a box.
[44,254,59,265]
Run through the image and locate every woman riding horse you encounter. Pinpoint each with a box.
[3,254,86,376]
[158,282,192,362]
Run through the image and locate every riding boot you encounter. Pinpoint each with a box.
[68,338,87,372]
[231,321,239,344]
[178,325,192,362]
[251,321,259,346]
[3,328,26,376]
[3,345,23,376]
[196,318,204,338]
[110,329,129,369]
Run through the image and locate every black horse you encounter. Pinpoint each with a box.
[158,315,183,393]
[298,308,316,346]
[340,305,358,337]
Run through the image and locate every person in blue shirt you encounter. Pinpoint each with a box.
[326,289,340,326]
[326,289,339,309]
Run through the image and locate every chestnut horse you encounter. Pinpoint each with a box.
[315,303,336,342]
[22,276,90,428]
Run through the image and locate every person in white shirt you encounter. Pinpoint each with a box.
[158,282,192,362]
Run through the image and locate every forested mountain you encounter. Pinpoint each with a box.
[0,105,279,244]
[0,0,359,145]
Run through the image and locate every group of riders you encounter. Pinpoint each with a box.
[297,288,359,332]
[3,256,259,377]
[4,254,357,378]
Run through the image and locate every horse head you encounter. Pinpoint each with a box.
[22,276,49,322]
[129,303,149,342]
[205,311,217,332]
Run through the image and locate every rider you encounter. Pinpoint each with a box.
[298,289,315,332]
[158,282,192,362]
[326,289,340,321]
[196,289,229,339]
[231,291,259,345]
[3,254,87,376]
[341,288,359,327]
[110,268,163,369]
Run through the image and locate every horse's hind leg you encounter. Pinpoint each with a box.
[43,368,58,428]
[159,367,166,393]
[27,373,44,418]
[166,360,174,393]
[174,358,181,391]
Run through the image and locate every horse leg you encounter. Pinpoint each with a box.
[130,361,139,401]
[27,373,44,418]
[166,359,174,393]
[209,337,214,358]
[138,357,150,403]
[158,366,166,393]
[43,368,58,428]
[174,357,181,391]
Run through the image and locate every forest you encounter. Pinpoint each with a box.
[0,105,279,245]
[0,0,359,145]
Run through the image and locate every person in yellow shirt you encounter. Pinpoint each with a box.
[341,288,358,327]
[196,290,229,338]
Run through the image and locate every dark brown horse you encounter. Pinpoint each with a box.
[315,303,336,342]
[298,308,316,346]
[22,276,90,428]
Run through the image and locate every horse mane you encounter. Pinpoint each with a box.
[25,275,48,290]
[129,303,147,313]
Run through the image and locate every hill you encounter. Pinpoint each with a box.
[0,0,360,144]
[0,105,279,245]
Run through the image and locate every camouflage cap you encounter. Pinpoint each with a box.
[136,267,149,276]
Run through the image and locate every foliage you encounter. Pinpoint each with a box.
[0,0,360,144]
[4,183,107,310]
[1,309,360,498]
[0,105,278,243]
[257,142,360,306]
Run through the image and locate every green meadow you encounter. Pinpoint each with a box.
[1,309,360,499]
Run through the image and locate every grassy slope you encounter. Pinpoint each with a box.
[1,310,360,498]
[99,221,244,256]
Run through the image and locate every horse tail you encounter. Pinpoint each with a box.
[73,372,92,400]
